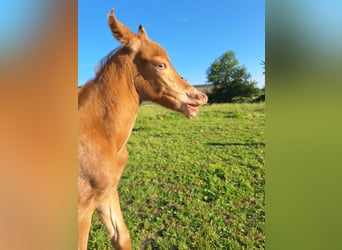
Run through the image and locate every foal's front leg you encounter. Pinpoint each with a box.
[78,178,97,250]
[78,201,95,250]
[97,146,131,249]
[97,189,132,250]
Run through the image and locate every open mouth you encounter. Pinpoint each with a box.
[181,91,207,119]
[186,103,200,112]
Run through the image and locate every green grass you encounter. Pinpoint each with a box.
[89,103,265,249]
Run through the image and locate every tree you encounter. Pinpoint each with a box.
[206,51,259,103]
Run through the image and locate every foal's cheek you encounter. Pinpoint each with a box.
[135,60,155,81]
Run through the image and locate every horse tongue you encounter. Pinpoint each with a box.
[189,104,199,108]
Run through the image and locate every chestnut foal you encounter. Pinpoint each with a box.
[78,9,208,249]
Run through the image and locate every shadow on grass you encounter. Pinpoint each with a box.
[205,142,265,147]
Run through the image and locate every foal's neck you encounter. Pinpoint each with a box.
[83,52,140,153]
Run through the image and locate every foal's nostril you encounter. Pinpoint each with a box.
[186,91,208,103]
[195,92,208,103]
[198,93,207,100]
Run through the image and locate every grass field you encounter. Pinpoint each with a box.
[88,103,265,249]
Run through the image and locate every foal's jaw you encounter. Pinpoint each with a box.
[154,82,208,119]
[151,73,208,119]
[147,77,208,119]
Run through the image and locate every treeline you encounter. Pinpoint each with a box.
[205,50,265,103]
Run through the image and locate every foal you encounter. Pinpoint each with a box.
[78,9,208,249]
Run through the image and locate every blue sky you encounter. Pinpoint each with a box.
[78,0,264,87]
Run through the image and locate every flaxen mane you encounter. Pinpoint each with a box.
[94,46,123,76]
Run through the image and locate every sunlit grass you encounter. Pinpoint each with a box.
[89,103,265,249]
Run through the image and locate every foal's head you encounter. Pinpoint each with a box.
[108,9,207,118]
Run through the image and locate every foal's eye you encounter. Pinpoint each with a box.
[156,63,167,70]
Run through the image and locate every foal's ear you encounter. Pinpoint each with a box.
[137,25,149,40]
[108,8,137,46]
